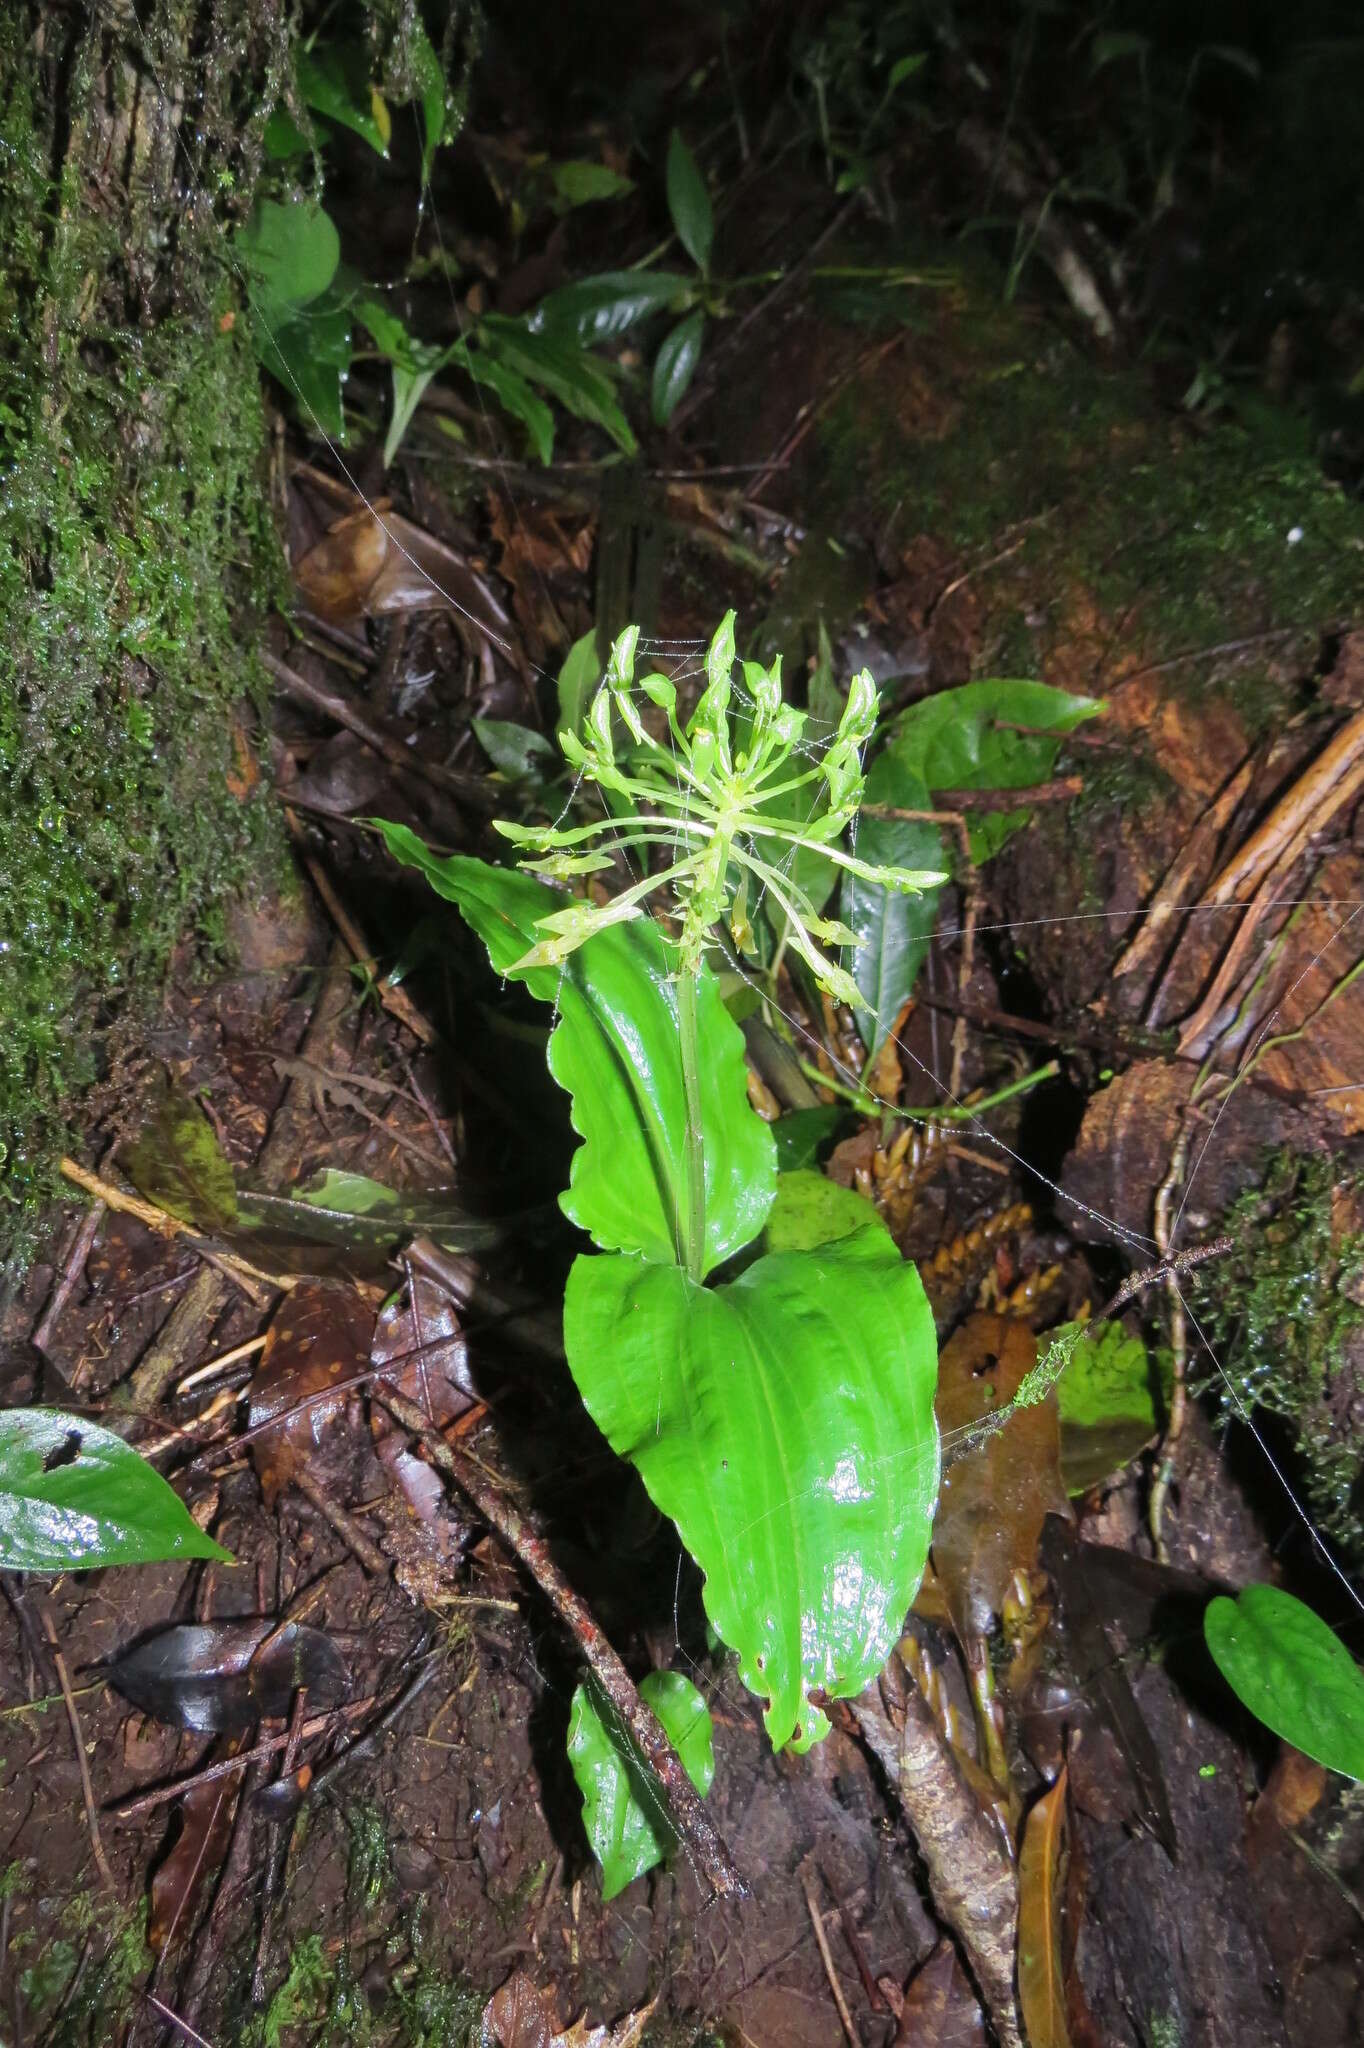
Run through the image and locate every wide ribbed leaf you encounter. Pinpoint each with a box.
[376,829,775,1271]
[563,1223,939,1751]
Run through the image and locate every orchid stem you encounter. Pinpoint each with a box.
[676,968,707,1283]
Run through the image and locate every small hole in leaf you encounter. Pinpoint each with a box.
[43,1431,82,1472]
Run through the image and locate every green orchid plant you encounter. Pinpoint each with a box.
[380,612,944,1890]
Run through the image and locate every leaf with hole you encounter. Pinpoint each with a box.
[568,1671,714,1898]
[666,130,713,274]
[1205,1584,1364,1780]
[374,835,776,1273]
[0,1410,229,1573]
[651,310,705,426]
[563,1218,939,1751]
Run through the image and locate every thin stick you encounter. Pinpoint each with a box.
[800,1869,860,2048]
[143,1993,216,2048]
[56,1158,293,1303]
[40,1605,115,1892]
[284,816,436,1046]
[292,1468,390,1578]
[372,1384,746,1900]
[177,1336,269,1394]
[111,1697,381,1820]
[33,1176,107,1368]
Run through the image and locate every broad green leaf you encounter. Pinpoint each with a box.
[1205,1585,1364,1780]
[666,130,713,274]
[1055,1320,1167,1494]
[296,45,390,156]
[456,346,555,464]
[843,753,941,1054]
[551,160,635,208]
[651,310,705,426]
[529,269,694,347]
[557,630,602,737]
[887,679,1102,863]
[375,832,776,1272]
[472,717,556,780]
[0,1410,230,1572]
[567,1670,714,1898]
[478,316,636,455]
[124,1084,237,1232]
[762,1168,877,1252]
[563,1225,939,1751]
[239,198,340,319]
[772,1106,842,1172]
[236,1167,502,1256]
[256,297,353,441]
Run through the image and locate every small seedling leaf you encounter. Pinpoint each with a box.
[568,1671,714,1898]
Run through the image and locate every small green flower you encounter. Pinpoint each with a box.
[494,612,944,1001]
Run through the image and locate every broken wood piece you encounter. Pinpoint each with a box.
[372,1383,747,1901]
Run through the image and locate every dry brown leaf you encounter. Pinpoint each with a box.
[248,1281,375,1504]
[485,1970,555,2048]
[371,1273,477,1536]
[933,1315,1070,1641]
[149,1743,245,1954]
[895,1939,985,2045]
[1018,1767,1074,2048]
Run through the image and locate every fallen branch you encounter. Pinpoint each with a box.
[57,1157,291,1308]
[264,651,499,812]
[372,1383,747,1901]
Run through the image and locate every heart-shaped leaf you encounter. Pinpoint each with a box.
[375,833,776,1273]
[568,1670,714,1898]
[0,1410,229,1573]
[563,1223,939,1751]
[1205,1584,1364,1780]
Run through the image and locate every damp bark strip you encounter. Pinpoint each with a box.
[371,1383,748,1902]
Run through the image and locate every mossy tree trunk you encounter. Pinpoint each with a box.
[0,2,291,1253]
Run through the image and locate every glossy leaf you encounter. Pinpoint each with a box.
[529,269,694,347]
[886,679,1102,862]
[1205,1584,1364,1780]
[934,1315,1071,1640]
[568,1670,714,1899]
[771,1105,842,1171]
[843,750,941,1054]
[651,310,704,425]
[563,1223,939,1751]
[107,1619,350,1733]
[1055,1320,1166,1493]
[0,1410,229,1573]
[666,130,713,274]
[296,45,390,156]
[557,629,601,737]
[1018,1768,1074,2048]
[375,832,776,1273]
[457,346,555,464]
[237,1169,502,1257]
[123,1082,237,1231]
[239,198,340,319]
[410,24,450,181]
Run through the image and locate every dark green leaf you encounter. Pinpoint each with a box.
[478,316,636,454]
[124,1084,237,1232]
[843,753,941,1054]
[666,130,714,274]
[239,198,340,319]
[256,298,353,442]
[772,1106,842,1171]
[551,161,635,207]
[563,1223,939,1751]
[887,678,1102,863]
[0,1410,230,1573]
[1205,1584,1364,1780]
[567,1671,714,1898]
[472,717,556,781]
[374,833,776,1273]
[530,270,694,348]
[651,310,705,426]
[262,103,317,160]
[455,346,555,464]
[557,630,602,737]
[296,45,390,156]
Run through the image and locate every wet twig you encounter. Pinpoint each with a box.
[38,1603,115,1892]
[800,1866,860,2048]
[372,1383,748,1900]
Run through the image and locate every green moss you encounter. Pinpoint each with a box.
[1192,1151,1364,1559]
[17,1899,150,2048]
[0,15,287,1255]
[810,261,1364,708]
